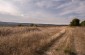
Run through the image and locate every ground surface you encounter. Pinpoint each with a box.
[0,27,85,55]
[42,27,85,55]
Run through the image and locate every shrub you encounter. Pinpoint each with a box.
[70,18,80,26]
[30,24,37,27]
[18,24,23,26]
[81,20,85,26]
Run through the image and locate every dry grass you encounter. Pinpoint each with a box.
[1,26,85,55]
[0,26,63,55]
[42,27,85,55]
[72,27,85,55]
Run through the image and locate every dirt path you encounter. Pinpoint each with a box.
[34,27,85,55]
[35,29,66,55]
[43,29,70,55]
[43,28,77,55]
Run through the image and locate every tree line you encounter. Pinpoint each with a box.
[17,18,85,27]
[70,18,85,26]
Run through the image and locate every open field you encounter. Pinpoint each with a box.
[0,26,85,55]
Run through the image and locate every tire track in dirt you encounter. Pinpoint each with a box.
[63,28,77,55]
[35,29,66,55]
[43,29,69,55]
[34,27,85,55]
[36,29,66,55]
[43,28,77,55]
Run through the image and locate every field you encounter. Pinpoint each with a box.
[0,26,85,55]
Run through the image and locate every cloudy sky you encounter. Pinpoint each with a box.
[0,0,85,24]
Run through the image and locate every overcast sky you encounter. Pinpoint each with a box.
[0,0,85,24]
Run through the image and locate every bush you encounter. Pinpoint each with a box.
[70,18,80,26]
[30,24,37,27]
[18,24,23,26]
[81,20,85,26]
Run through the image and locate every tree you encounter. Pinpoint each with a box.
[18,24,23,26]
[70,18,80,26]
[81,20,85,26]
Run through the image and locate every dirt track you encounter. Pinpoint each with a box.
[36,27,85,55]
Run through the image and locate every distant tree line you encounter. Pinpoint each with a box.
[17,18,85,27]
[70,18,85,26]
[18,24,37,27]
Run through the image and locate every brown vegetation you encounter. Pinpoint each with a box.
[0,26,63,55]
[0,26,84,55]
[44,27,85,55]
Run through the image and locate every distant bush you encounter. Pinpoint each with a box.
[30,24,37,27]
[18,24,23,26]
[70,18,80,26]
[81,20,85,26]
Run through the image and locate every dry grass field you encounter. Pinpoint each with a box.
[44,27,85,55]
[0,26,85,55]
[0,26,64,55]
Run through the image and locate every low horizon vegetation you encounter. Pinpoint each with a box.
[70,18,85,26]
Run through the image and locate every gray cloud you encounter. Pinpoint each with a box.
[0,0,85,24]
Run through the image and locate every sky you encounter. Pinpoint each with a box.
[0,0,85,24]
